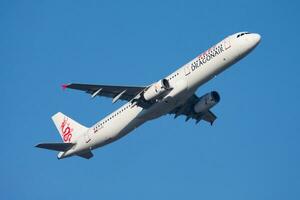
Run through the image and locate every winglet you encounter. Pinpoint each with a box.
[61,84,69,91]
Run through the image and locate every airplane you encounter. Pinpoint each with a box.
[36,32,261,159]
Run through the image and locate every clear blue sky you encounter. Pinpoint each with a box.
[1,0,299,199]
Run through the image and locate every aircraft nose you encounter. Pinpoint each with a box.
[237,32,261,57]
[251,33,261,45]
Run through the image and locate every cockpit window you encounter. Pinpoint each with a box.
[237,32,250,38]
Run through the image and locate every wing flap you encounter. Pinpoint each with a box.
[202,110,217,125]
[65,83,146,102]
[170,94,218,125]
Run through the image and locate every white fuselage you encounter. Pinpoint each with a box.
[64,32,261,157]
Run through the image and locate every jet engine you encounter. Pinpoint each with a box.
[194,91,220,113]
[143,79,171,101]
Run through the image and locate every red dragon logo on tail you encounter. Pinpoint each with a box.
[60,118,73,142]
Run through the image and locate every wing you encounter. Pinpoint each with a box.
[63,83,146,102]
[169,94,217,125]
[201,110,217,125]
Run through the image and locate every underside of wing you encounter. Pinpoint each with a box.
[170,94,218,125]
[201,110,217,125]
[64,83,146,102]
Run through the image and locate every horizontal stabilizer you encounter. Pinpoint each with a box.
[35,143,75,152]
[76,150,93,159]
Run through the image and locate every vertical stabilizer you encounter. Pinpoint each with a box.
[51,112,88,143]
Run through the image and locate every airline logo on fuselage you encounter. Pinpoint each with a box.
[191,44,224,71]
[61,118,73,142]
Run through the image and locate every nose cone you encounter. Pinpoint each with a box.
[251,33,261,46]
[233,32,261,59]
[240,33,261,54]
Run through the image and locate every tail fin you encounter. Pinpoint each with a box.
[52,112,88,143]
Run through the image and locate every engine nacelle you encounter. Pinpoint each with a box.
[143,79,171,101]
[194,91,220,113]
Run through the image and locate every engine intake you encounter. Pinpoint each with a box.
[194,91,220,113]
[143,79,171,101]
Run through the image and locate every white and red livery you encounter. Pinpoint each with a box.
[36,32,261,159]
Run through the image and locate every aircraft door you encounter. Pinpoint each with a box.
[184,65,191,76]
[84,131,91,143]
[223,38,231,50]
[183,66,190,90]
